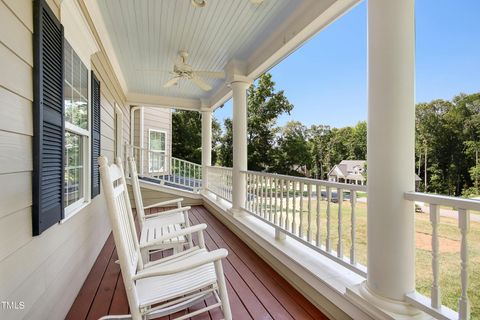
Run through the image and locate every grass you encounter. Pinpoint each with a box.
[248,195,480,318]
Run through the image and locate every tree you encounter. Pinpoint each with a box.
[216,73,294,170]
[247,73,294,171]
[274,121,312,175]
[216,118,233,167]
[171,110,221,164]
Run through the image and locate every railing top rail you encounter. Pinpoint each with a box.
[241,170,367,192]
[404,191,480,212]
[171,157,201,166]
[206,165,233,171]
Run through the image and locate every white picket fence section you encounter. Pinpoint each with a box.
[404,192,480,320]
[242,170,367,277]
[125,144,202,192]
[205,166,233,202]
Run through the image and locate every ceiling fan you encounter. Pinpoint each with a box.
[162,50,225,91]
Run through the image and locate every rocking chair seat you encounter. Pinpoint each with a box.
[137,263,217,308]
[136,249,218,308]
[140,220,186,248]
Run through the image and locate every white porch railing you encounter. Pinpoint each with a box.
[242,170,367,277]
[205,166,233,202]
[404,192,480,320]
[125,144,202,192]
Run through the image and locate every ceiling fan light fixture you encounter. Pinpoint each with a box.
[191,0,206,8]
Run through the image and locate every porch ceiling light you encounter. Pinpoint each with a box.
[191,0,206,8]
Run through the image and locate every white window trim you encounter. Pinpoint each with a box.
[62,47,92,221]
[60,0,99,223]
[148,129,167,174]
[148,129,167,152]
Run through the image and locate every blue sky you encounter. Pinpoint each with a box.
[214,0,480,129]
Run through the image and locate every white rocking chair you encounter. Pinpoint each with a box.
[125,157,192,260]
[98,156,232,320]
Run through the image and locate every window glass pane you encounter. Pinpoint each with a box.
[150,131,166,151]
[64,40,88,130]
[64,131,84,207]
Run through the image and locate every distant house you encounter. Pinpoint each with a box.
[328,160,422,188]
[328,160,366,185]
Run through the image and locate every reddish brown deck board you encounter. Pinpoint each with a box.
[193,207,328,320]
[67,205,326,320]
[66,234,115,320]
[86,249,121,320]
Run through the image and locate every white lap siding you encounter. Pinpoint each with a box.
[0,1,130,319]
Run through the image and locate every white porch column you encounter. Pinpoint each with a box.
[231,80,250,213]
[201,110,212,190]
[367,0,416,303]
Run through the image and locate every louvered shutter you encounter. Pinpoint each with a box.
[32,0,65,235]
[91,71,101,198]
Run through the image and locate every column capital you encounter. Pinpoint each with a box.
[228,75,253,87]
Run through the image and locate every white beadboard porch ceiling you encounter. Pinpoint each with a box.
[92,0,356,108]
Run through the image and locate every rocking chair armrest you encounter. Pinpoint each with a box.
[144,206,191,219]
[143,198,184,210]
[139,223,207,249]
[132,249,228,279]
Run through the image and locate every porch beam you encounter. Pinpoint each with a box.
[126,92,202,111]
[231,80,251,214]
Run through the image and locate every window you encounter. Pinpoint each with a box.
[148,129,166,173]
[64,40,90,215]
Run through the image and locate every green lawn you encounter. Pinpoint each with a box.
[251,196,479,318]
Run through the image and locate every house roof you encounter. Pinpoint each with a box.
[328,160,366,180]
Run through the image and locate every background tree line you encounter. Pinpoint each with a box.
[172,73,480,197]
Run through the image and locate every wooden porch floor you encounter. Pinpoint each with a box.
[66,206,327,320]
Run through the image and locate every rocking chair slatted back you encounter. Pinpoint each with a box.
[128,157,147,228]
[98,156,144,318]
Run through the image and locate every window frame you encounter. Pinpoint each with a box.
[148,129,167,173]
[63,40,92,219]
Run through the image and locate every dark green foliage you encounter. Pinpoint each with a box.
[416,93,480,196]
[171,110,221,164]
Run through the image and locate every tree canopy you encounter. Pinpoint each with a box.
[171,72,479,197]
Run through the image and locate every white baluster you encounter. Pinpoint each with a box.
[326,187,332,252]
[307,184,312,242]
[261,176,266,218]
[350,190,357,265]
[316,184,321,247]
[255,175,260,215]
[268,176,273,222]
[458,208,470,320]
[285,180,290,232]
[299,182,304,238]
[292,181,297,236]
[279,179,284,228]
[274,178,278,225]
[429,203,440,309]
[337,188,344,258]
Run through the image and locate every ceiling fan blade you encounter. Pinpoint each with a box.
[191,76,212,91]
[194,70,225,79]
[163,77,180,88]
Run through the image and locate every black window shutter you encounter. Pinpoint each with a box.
[91,71,101,198]
[32,0,65,235]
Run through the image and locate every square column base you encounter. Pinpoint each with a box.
[345,282,430,320]
[228,207,246,218]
